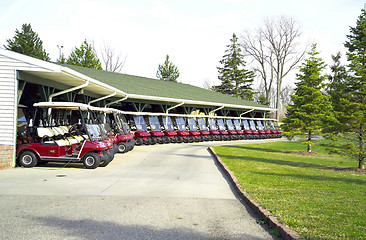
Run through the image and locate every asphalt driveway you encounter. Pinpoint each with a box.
[0,140,281,239]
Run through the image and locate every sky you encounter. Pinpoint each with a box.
[0,0,364,89]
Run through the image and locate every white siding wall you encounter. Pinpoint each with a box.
[0,54,52,146]
[0,56,17,145]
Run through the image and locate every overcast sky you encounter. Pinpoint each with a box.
[0,0,364,88]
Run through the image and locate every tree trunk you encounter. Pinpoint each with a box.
[307,130,312,153]
[359,158,365,169]
[358,125,365,169]
[276,80,281,120]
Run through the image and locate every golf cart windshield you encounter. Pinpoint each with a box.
[187,118,198,131]
[162,117,175,131]
[233,120,242,130]
[249,120,257,131]
[226,119,235,130]
[148,116,161,132]
[263,121,270,130]
[208,119,218,130]
[268,121,275,130]
[134,116,148,132]
[85,124,104,140]
[217,119,226,131]
[118,114,131,134]
[197,118,207,131]
[242,120,250,130]
[256,121,264,130]
[175,118,186,131]
[274,122,281,130]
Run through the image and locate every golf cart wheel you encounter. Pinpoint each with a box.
[150,137,157,145]
[135,137,143,146]
[163,136,171,144]
[18,151,38,168]
[118,142,128,153]
[99,158,111,167]
[82,152,101,169]
[129,141,135,151]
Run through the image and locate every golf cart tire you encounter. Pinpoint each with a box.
[135,137,143,146]
[129,141,135,151]
[18,151,38,168]
[82,152,101,169]
[163,136,171,144]
[118,142,128,153]
[99,158,111,167]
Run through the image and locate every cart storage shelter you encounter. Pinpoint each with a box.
[0,48,276,169]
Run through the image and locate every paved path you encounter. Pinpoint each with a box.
[0,139,283,239]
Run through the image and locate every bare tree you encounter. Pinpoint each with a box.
[241,16,306,120]
[101,43,126,72]
[202,78,212,90]
[278,83,294,120]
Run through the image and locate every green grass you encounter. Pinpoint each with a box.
[213,140,366,240]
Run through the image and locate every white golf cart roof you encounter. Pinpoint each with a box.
[119,110,277,121]
[33,102,277,121]
[34,102,92,111]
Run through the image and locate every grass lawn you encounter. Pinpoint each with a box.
[212,140,366,240]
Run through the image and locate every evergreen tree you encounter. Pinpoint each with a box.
[282,44,334,152]
[212,33,255,101]
[67,39,102,70]
[325,9,366,169]
[326,52,348,113]
[4,23,50,61]
[156,55,180,82]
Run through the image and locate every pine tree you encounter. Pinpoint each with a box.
[282,44,334,152]
[326,52,348,114]
[212,33,255,101]
[156,55,180,82]
[326,9,366,169]
[67,39,102,70]
[4,23,50,61]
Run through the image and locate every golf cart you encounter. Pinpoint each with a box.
[16,102,115,169]
[225,119,239,140]
[216,119,229,141]
[161,116,179,143]
[233,119,245,139]
[255,120,267,139]
[148,116,167,144]
[242,120,254,139]
[249,120,260,139]
[132,115,153,145]
[174,117,191,143]
[196,118,211,141]
[207,118,221,141]
[187,117,203,142]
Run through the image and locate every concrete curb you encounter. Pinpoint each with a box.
[208,147,303,240]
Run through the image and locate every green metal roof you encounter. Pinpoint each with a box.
[62,64,269,109]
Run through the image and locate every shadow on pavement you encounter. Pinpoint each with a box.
[32,216,266,240]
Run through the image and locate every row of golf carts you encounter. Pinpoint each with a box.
[16,102,134,169]
[16,102,282,169]
[127,112,282,145]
